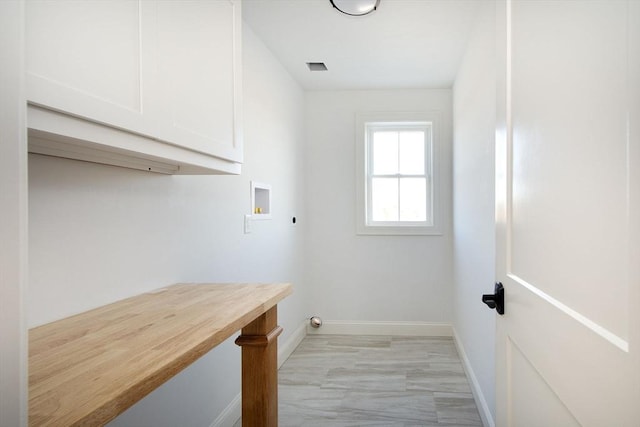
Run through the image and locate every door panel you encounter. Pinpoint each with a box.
[510,0,628,338]
[26,0,146,119]
[495,1,640,425]
[155,0,242,161]
[507,339,580,427]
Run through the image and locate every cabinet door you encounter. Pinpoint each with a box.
[25,0,156,136]
[154,0,243,163]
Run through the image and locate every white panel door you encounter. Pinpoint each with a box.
[495,1,640,426]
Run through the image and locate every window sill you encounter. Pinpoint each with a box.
[356,225,443,236]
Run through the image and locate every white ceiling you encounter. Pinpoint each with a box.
[242,0,482,90]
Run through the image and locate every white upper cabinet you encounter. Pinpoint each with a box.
[155,1,241,161]
[26,1,150,133]
[25,0,242,175]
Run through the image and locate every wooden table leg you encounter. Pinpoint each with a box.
[235,306,282,427]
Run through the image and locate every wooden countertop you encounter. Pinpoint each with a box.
[29,283,293,426]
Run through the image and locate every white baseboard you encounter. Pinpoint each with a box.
[212,319,308,427]
[210,393,241,427]
[452,328,495,427]
[306,320,453,337]
[278,319,307,368]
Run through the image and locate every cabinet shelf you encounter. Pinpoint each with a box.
[28,106,240,175]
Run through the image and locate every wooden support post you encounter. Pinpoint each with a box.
[235,306,282,427]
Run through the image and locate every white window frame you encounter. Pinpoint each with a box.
[356,111,442,236]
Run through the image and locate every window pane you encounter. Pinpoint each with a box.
[399,131,425,175]
[399,178,427,221]
[372,178,398,221]
[372,131,398,175]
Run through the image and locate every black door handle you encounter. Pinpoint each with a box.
[482,282,505,315]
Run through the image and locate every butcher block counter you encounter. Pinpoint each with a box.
[29,283,293,426]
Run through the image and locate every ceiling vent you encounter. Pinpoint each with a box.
[306,62,328,71]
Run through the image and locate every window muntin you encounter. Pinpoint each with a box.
[366,122,432,227]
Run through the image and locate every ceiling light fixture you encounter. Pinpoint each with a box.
[330,0,380,16]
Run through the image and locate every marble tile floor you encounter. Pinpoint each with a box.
[235,335,483,426]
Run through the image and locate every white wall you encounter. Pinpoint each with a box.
[0,1,28,425]
[28,23,308,427]
[452,2,496,425]
[304,90,453,323]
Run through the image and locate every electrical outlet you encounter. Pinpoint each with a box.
[244,214,252,234]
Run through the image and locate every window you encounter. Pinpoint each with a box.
[356,112,441,235]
